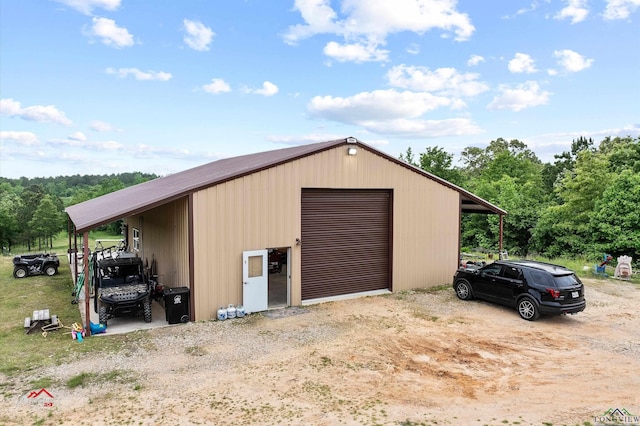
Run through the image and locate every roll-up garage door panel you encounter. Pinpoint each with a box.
[301,189,390,300]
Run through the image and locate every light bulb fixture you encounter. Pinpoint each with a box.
[347,146,357,156]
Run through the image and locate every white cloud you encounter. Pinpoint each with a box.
[203,78,231,94]
[0,98,72,125]
[90,120,116,132]
[245,81,279,96]
[106,67,172,81]
[53,0,120,15]
[48,138,83,147]
[508,53,538,73]
[554,0,589,23]
[488,81,551,111]
[323,41,389,63]
[515,2,541,16]
[68,131,87,141]
[467,54,485,66]
[86,17,134,48]
[604,0,640,19]
[0,131,40,146]
[306,89,482,137]
[88,140,124,151]
[183,19,214,51]
[553,49,594,72]
[358,117,483,138]
[284,0,475,63]
[386,65,489,97]
[406,43,420,55]
[308,89,453,122]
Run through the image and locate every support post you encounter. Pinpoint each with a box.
[83,231,91,337]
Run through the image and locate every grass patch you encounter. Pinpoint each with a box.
[66,372,95,388]
[414,284,451,294]
[66,369,135,388]
[29,377,54,390]
[0,231,153,378]
[6,230,122,257]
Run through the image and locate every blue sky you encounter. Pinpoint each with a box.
[1,0,639,179]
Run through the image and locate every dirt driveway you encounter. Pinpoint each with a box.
[5,278,640,425]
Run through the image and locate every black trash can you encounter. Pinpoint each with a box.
[163,287,190,324]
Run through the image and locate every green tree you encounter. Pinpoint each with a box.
[416,146,466,186]
[460,138,544,255]
[600,136,640,173]
[399,147,417,166]
[28,194,63,250]
[18,184,45,250]
[589,169,640,260]
[0,183,22,253]
[532,150,611,256]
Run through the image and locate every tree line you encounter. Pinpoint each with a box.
[401,135,639,262]
[0,172,156,252]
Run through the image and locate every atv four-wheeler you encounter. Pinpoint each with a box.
[93,253,152,325]
[13,253,60,278]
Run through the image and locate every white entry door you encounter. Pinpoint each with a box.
[242,250,268,313]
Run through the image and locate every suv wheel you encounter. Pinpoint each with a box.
[454,280,473,300]
[517,297,540,321]
[98,304,108,325]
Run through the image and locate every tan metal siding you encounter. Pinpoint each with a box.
[191,146,460,321]
[126,197,190,290]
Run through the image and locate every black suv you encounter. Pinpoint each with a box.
[453,260,586,321]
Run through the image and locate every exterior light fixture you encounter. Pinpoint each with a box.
[347,146,357,156]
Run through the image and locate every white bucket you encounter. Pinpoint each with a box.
[227,304,237,319]
[236,305,245,318]
[216,307,227,321]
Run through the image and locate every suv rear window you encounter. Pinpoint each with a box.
[553,273,580,288]
[527,269,554,287]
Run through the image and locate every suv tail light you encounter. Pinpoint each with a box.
[546,288,561,299]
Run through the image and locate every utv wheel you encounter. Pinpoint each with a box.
[44,265,57,276]
[143,300,152,323]
[454,280,473,300]
[13,266,28,279]
[517,297,540,321]
[98,305,108,325]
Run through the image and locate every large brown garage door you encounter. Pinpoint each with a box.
[301,189,391,300]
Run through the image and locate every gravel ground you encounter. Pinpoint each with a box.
[2,277,639,425]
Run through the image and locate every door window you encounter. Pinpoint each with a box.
[482,264,502,276]
[502,266,522,280]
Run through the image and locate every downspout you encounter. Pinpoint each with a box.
[83,231,91,336]
[188,193,195,321]
[499,214,504,258]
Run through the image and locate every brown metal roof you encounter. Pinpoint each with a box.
[65,137,506,232]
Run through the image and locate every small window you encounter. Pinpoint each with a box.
[132,228,140,251]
